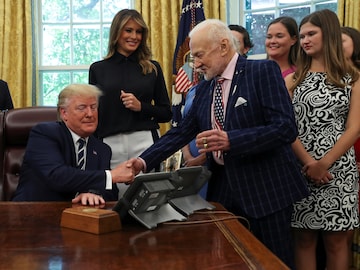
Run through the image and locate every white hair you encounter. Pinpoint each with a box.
[189,19,237,50]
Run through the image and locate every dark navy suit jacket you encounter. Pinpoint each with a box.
[0,80,14,110]
[140,56,309,218]
[13,121,118,201]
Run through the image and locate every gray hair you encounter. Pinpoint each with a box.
[189,19,237,50]
[57,84,102,119]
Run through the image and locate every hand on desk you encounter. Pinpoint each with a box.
[72,192,105,206]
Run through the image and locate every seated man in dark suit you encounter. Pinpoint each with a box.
[0,79,14,111]
[12,84,134,205]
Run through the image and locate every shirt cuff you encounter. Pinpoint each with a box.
[138,157,147,172]
[105,170,112,190]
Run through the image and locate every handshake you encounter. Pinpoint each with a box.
[72,158,145,206]
[110,157,145,184]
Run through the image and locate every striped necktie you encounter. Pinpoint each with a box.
[77,138,86,170]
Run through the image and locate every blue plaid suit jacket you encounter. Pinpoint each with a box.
[140,56,309,218]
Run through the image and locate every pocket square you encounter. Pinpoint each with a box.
[235,97,247,107]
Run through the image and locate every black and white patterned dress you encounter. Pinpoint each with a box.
[291,72,359,231]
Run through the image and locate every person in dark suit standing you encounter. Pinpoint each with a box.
[228,24,254,57]
[128,19,309,268]
[0,79,14,110]
[12,84,134,205]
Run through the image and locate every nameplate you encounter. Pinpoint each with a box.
[60,207,121,234]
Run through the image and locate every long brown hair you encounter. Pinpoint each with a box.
[341,26,360,70]
[292,9,358,91]
[105,9,156,75]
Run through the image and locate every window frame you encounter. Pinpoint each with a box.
[34,0,134,105]
[226,0,338,57]
[34,0,338,105]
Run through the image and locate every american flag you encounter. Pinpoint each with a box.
[171,0,205,127]
[175,64,194,94]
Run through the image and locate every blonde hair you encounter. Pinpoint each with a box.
[105,9,156,75]
[57,84,102,119]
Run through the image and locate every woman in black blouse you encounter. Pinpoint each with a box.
[89,9,172,197]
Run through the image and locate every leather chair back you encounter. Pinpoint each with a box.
[0,107,58,201]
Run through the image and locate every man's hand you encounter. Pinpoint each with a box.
[195,129,230,153]
[72,192,105,206]
[127,158,144,175]
[111,160,135,184]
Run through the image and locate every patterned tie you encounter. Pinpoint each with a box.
[77,138,86,170]
[213,77,225,160]
[214,77,225,130]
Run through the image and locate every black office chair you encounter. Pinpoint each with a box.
[0,107,58,201]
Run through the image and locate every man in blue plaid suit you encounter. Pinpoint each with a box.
[130,19,308,269]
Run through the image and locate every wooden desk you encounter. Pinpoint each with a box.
[0,202,289,270]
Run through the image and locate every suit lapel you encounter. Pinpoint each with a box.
[85,136,99,169]
[225,57,246,127]
[59,122,78,167]
[195,79,214,130]
[59,122,100,170]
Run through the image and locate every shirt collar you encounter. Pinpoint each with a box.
[219,53,239,81]
[68,128,88,145]
[113,51,138,63]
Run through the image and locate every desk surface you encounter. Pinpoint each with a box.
[0,202,289,270]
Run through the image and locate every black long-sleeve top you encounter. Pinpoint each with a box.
[89,52,172,139]
[0,80,14,111]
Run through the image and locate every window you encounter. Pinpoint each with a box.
[227,0,338,55]
[35,0,133,105]
[36,1,338,105]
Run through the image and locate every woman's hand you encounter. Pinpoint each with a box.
[303,159,333,186]
[183,153,206,167]
[120,90,141,111]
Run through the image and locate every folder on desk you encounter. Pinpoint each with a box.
[112,166,215,229]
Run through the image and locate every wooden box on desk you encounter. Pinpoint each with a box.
[60,206,121,234]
